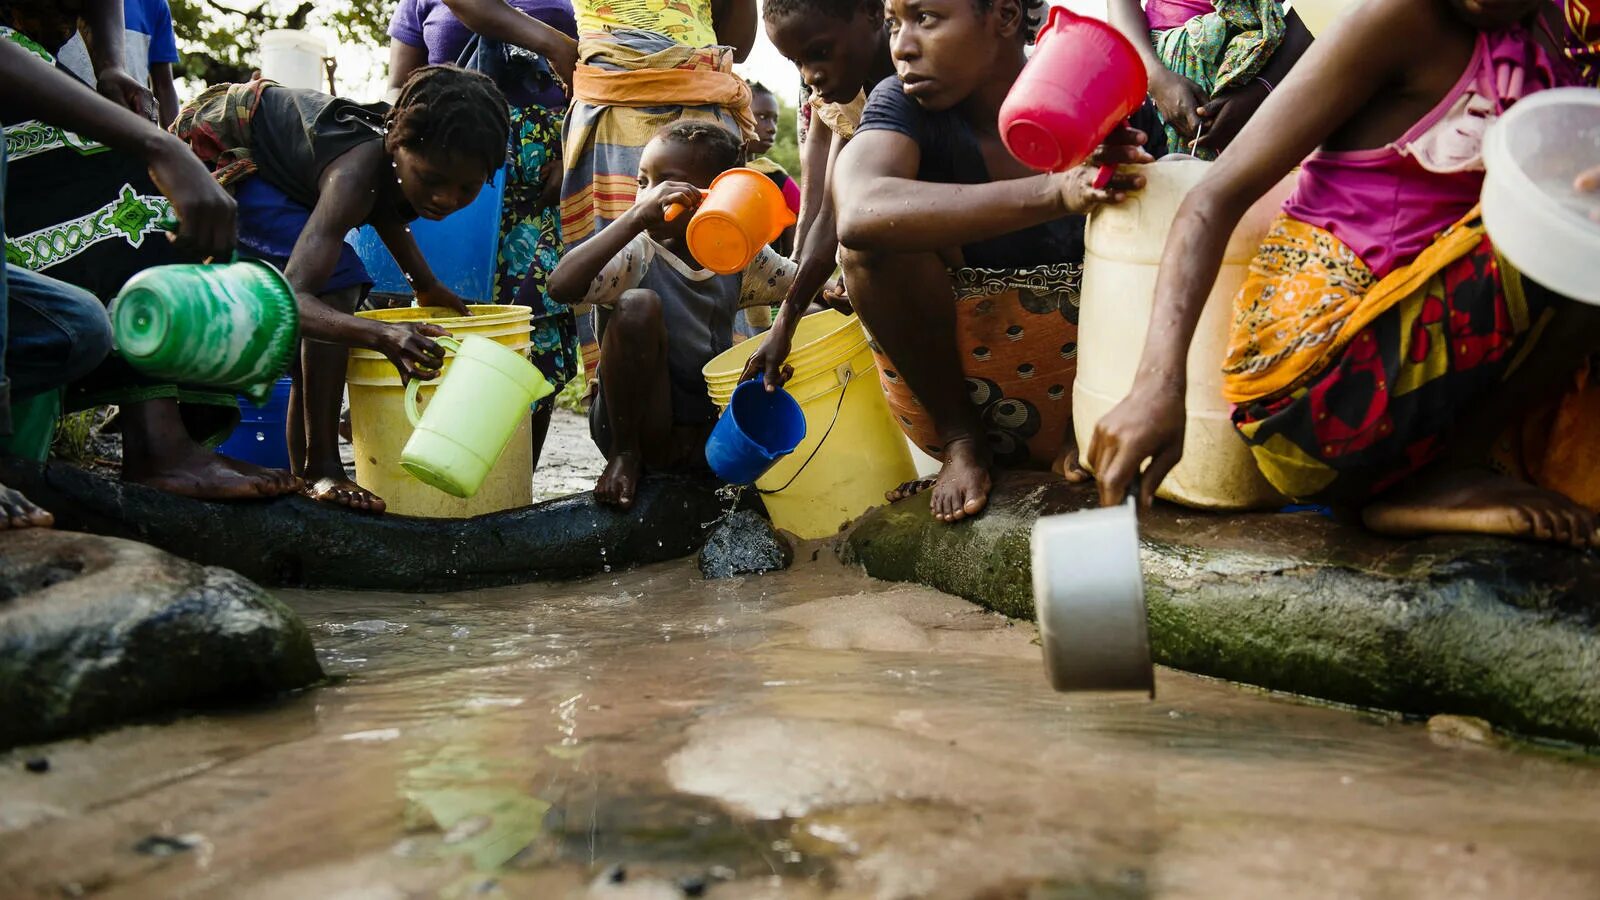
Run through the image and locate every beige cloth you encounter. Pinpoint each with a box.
[809,90,866,140]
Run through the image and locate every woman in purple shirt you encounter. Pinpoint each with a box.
[388,0,579,468]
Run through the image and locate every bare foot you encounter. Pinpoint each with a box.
[125,445,299,501]
[1052,428,1092,484]
[303,476,386,513]
[595,452,643,510]
[886,477,936,503]
[1363,468,1599,549]
[215,454,302,497]
[0,482,53,530]
[930,437,992,524]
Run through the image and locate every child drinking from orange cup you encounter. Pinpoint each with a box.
[548,122,807,509]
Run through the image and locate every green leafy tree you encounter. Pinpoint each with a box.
[169,0,396,86]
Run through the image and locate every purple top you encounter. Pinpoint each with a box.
[388,0,576,109]
[1281,24,1582,278]
[1144,0,1214,31]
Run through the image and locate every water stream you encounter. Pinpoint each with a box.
[3,555,1598,898]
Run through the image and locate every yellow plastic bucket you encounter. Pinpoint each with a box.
[703,310,916,539]
[348,306,535,518]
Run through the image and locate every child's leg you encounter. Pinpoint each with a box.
[594,289,673,510]
[841,247,992,524]
[294,287,384,512]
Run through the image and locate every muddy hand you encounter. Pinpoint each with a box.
[1193,81,1271,155]
[385,322,451,383]
[147,137,237,261]
[740,326,796,391]
[1150,70,1206,143]
[97,67,157,121]
[1086,382,1185,510]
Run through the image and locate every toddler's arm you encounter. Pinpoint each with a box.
[549,180,700,304]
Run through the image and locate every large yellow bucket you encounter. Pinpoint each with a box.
[703,310,916,539]
[347,305,534,518]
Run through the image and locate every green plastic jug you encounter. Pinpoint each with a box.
[401,335,554,499]
[109,259,299,405]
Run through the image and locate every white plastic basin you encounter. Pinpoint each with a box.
[1482,87,1600,305]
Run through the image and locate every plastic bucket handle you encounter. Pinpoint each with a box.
[404,335,461,427]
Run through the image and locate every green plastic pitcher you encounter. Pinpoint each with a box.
[401,334,554,499]
[109,259,299,405]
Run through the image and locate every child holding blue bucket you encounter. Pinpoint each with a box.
[173,67,511,513]
[548,122,810,509]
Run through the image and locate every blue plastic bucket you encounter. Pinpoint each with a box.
[216,376,293,469]
[705,380,807,485]
[347,167,506,301]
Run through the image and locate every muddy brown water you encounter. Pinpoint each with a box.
[3,555,1599,899]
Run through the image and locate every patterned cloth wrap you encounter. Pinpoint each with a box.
[871,264,1083,468]
[1,25,236,440]
[1227,211,1571,504]
[1151,0,1285,160]
[559,28,749,247]
[501,103,579,392]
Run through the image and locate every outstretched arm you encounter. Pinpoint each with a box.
[442,0,579,85]
[373,219,470,315]
[833,127,1148,253]
[742,130,846,389]
[0,38,235,260]
[712,0,758,62]
[1087,0,1426,507]
[548,180,703,304]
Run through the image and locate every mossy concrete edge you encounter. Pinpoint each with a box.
[844,472,1600,746]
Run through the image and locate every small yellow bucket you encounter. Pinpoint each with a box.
[347,306,535,518]
[703,310,916,539]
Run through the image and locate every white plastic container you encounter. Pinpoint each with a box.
[1075,159,1295,510]
[259,30,327,91]
[1287,0,1357,37]
[1482,87,1600,306]
[1032,496,1153,696]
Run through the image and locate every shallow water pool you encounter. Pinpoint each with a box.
[2,556,1598,898]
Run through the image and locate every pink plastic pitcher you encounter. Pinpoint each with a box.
[999,6,1148,176]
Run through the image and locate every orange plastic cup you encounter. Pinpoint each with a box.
[683,168,797,275]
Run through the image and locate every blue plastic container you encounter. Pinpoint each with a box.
[347,167,506,301]
[705,380,807,485]
[216,376,293,469]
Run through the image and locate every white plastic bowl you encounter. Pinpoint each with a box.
[1030,497,1154,696]
[1481,88,1600,305]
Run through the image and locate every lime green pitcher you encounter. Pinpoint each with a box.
[110,259,299,405]
[401,334,554,499]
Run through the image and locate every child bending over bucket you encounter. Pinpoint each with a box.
[173,66,511,512]
[548,122,805,510]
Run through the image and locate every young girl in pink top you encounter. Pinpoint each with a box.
[1091,0,1599,549]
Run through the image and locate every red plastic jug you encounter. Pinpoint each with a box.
[999,6,1148,175]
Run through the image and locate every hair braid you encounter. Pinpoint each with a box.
[385,65,511,180]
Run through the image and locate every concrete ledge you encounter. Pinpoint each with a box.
[0,460,732,591]
[845,472,1600,746]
